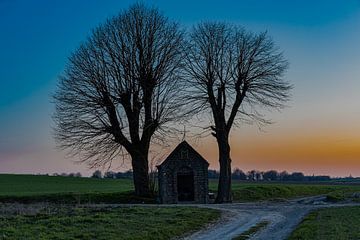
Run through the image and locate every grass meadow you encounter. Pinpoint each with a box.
[0,174,133,196]
[1,174,360,203]
[0,174,142,204]
[220,181,360,202]
[0,206,220,240]
[288,206,360,240]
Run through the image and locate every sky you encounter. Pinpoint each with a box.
[0,0,360,177]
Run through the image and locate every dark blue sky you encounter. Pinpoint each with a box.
[1,0,359,108]
[1,0,360,176]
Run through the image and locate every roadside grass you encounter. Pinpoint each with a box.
[288,206,360,240]
[232,221,269,240]
[0,206,220,240]
[1,174,359,203]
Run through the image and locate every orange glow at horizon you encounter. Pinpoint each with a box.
[194,126,360,177]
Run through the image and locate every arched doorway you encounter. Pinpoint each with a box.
[177,167,194,201]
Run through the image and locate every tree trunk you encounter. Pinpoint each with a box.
[215,133,232,203]
[131,149,150,196]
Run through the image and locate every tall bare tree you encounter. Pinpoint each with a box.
[53,4,185,196]
[185,23,291,203]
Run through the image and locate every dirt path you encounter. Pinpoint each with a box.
[183,196,360,240]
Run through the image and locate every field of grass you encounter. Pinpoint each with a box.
[209,180,360,202]
[288,206,360,240]
[0,174,133,196]
[0,206,220,240]
[0,174,359,203]
[0,174,144,204]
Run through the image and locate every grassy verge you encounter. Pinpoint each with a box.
[232,221,269,240]
[0,206,220,240]
[288,206,360,240]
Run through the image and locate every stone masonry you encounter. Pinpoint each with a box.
[157,141,209,204]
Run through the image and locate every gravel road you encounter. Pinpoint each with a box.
[183,196,360,240]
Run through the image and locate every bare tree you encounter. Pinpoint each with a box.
[185,23,291,203]
[53,4,185,196]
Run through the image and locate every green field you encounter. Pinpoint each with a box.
[288,206,360,240]
[0,206,220,240]
[0,174,359,203]
[0,174,142,204]
[0,174,133,195]
[210,180,360,202]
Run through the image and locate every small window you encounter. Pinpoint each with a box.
[180,149,188,159]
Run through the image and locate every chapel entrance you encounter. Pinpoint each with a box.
[177,171,194,201]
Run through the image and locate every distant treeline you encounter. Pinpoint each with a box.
[210,169,332,181]
[52,169,356,182]
[52,172,82,177]
[90,170,133,179]
[93,169,332,181]
[50,170,134,179]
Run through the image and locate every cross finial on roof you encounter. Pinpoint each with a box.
[181,125,187,141]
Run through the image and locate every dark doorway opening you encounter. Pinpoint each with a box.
[177,172,194,201]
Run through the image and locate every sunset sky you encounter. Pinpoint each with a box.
[1,0,360,177]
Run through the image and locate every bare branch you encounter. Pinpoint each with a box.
[53,3,186,195]
[184,22,291,203]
